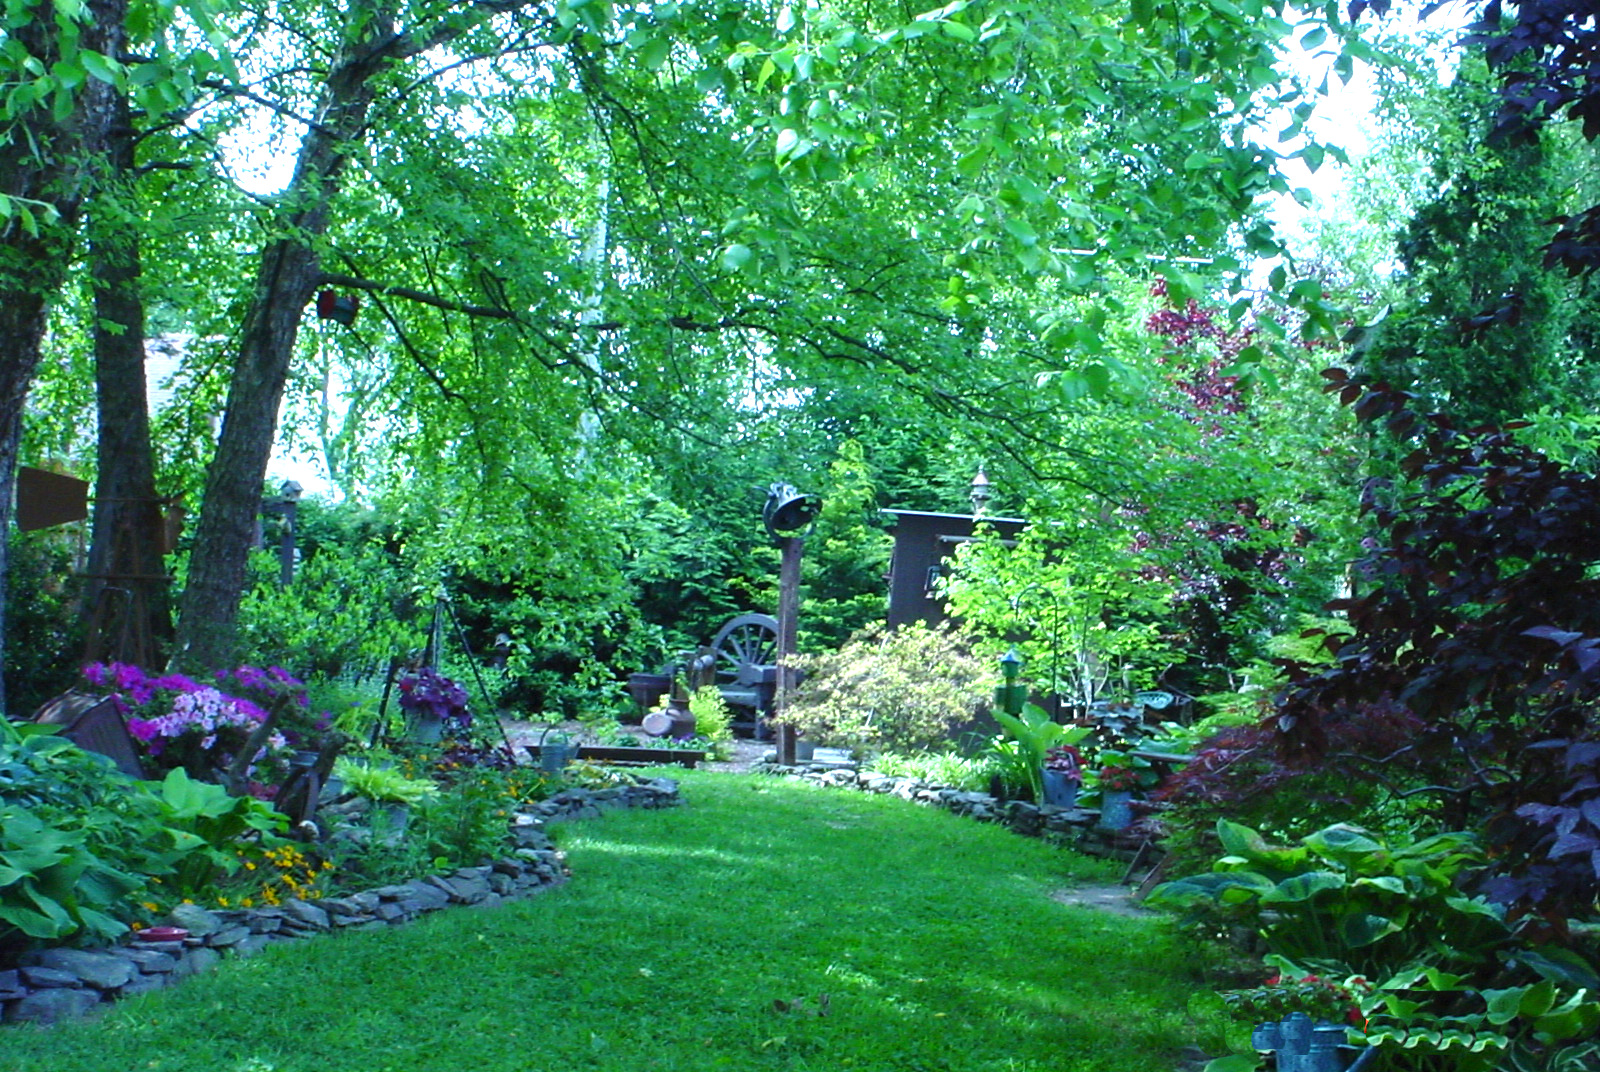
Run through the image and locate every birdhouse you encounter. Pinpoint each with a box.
[316,291,359,326]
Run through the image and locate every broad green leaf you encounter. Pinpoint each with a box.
[1337,911,1398,948]
[720,244,753,271]
[638,36,670,71]
[1303,823,1381,860]
[1215,819,1270,860]
[1261,870,1344,903]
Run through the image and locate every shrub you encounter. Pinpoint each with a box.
[773,623,988,755]
[688,685,734,756]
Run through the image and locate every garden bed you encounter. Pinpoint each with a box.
[525,744,707,768]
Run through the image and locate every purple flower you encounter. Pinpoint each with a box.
[152,672,202,694]
[112,663,147,691]
[232,699,269,724]
[127,719,158,743]
[231,666,271,690]
[267,665,302,687]
[84,663,110,687]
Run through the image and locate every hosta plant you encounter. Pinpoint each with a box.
[1147,820,1504,979]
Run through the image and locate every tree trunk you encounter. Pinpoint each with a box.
[0,0,126,713]
[85,91,173,668]
[171,28,389,671]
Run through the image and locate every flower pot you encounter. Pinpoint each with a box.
[406,712,444,744]
[1041,769,1079,808]
[1097,789,1134,830]
[795,739,817,762]
[626,673,673,716]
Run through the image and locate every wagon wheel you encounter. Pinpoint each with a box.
[710,613,779,686]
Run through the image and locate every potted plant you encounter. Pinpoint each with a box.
[993,702,1091,803]
[397,668,470,743]
[1095,763,1140,830]
[1041,745,1082,808]
[332,756,438,832]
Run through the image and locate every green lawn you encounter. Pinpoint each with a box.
[0,771,1219,1071]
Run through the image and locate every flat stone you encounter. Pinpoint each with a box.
[230,934,273,958]
[166,902,224,936]
[319,897,368,917]
[170,946,221,979]
[245,911,285,934]
[399,880,451,912]
[118,973,169,996]
[375,902,409,922]
[204,925,253,948]
[0,969,26,1000]
[34,949,134,990]
[6,987,101,1024]
[279,899,330,929]
[19,966,82,989]
[513,826,554,850]
[126,939,185,955]
[441,874,492,903]
[118,948,177,973]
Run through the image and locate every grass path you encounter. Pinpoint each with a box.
[0,772,1217,1072]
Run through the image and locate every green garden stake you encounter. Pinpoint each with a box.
[994,648,1027,716]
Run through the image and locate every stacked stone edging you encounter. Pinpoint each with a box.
[1,777,681,1027]
[755,762,1141,856]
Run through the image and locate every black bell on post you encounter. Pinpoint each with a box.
[763,483,820,538]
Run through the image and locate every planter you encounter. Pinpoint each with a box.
[795,739,816,762]
[1041,769,1079,809]
[626,673,673,716]
[1097,789,1134,831]
[405,712,444,744]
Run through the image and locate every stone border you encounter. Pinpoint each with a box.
[1,777,681,1027]
[755,762,1143,858]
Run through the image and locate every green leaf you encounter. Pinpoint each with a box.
[1261,871,1344,904]
[1337,911,1399,948]
[1303,823,1381,860]
[1003,216,1037,247]
[720,243,754,271]
[638,36,670,71]
[1216,819,1270,861]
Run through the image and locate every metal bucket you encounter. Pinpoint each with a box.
[535,727,576,774]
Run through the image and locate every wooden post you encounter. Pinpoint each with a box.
[774,534,803,765]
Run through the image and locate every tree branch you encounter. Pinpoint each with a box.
[318,272,518,319]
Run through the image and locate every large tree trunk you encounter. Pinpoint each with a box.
[84,91,173,667]
[169,2,547,671]
[170,28,390,671]
[0,0,126,714]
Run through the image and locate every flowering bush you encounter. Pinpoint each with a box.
[84,662,301,787]
[397,668,471,734]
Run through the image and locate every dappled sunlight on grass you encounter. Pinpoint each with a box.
[0,770,1213,1072]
